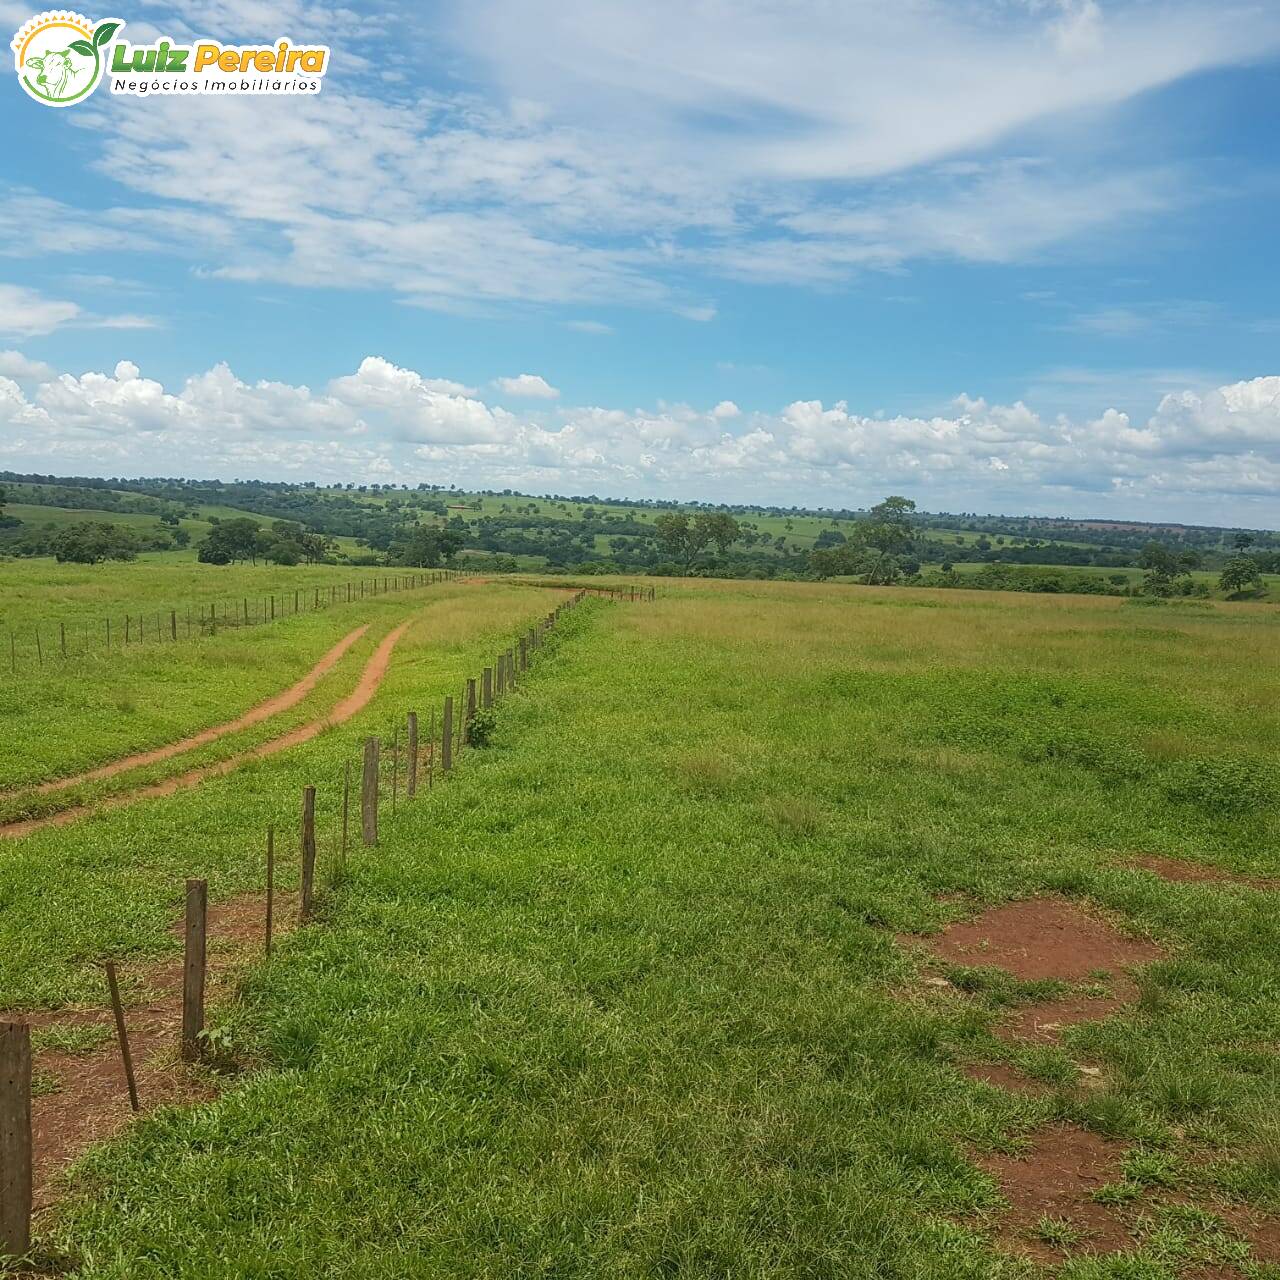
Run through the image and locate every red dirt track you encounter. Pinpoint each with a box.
[23,625,369,797]
[1,617,415,840]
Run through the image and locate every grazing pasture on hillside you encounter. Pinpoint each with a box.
[3,573,1278,1276]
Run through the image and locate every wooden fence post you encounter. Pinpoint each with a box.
[466,678,477,725]
[482,667,493,708]
[0,1021,32,1260]
[495,655,505,698]
[407,712,419,798]
[361,739,379,846]
[390,727,400,816]
[182,879,207,1063]
[265,825,275,956]
[103,962,139,1112]
[341,761,351,865]
[428,707,436,789]
[442,697,453,772]
[519,637,528,672]
[507,648,517,688]
[300,786,317,921]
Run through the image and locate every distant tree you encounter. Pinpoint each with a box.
[400,525,464,567]
[652,512,740,572]
[1139,541,1197,596]
[857,495,917,584]
[1233,532,1256,551]
[198,516,261,565]
[1219,555,1265,597]
[51,522,138,564]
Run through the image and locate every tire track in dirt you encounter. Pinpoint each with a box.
[15,625,369,799]
[1,617,415,841]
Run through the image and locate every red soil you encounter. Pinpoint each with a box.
[920,898,1164,983]
[1129,854,1277,889]
[1,617,415,841]
[23,626,368,797]
[977,1123,1131,1260]
[904,897,1164,1045]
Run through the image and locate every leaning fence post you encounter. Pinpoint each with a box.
[362,738,379,846]
[0,1021,32,1260]
[299,786,317,921]
[182,879,207,1063]
[442,697,453,772]
[103,962,139,1113]
[407,711,419,798]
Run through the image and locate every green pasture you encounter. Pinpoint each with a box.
[0,578,1274,1276]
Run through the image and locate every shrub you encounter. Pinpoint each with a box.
[466,708,497,748]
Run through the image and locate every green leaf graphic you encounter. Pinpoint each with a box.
[93,20,120,46]
[69,39,94,56]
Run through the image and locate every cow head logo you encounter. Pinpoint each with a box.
[11,11,121,106]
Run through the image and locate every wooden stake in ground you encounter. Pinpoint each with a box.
[482,667,493,708]
[442,696,454,772]
[265,825,275,956]
[341,762,351,866]
[300,786,317,922]
[390,726,400,817]
[361,739,379,846]
[103,962,139,1112]
[181,879,207,1063]
[0,1021,32,1260]
[407,711,419,798]
[427,708,436,790]
[466,678,477,725]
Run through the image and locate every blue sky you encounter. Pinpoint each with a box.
[1,0,1278,524]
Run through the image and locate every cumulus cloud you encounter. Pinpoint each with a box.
[494,373,561,399]
[1,354,1277,523]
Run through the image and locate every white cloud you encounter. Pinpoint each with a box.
[0,284,81,338]
[494,373,560,399]
[0,350,54,380]
[1,354,1277,524]
[1,1,1262,320]
[565,320,614,335]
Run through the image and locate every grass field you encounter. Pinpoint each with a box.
[4,574,1279,1276]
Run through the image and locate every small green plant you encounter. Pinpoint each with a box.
[1034,1216,1082,1247]
[1092,1181,1142,1206]
[466,707,497,748]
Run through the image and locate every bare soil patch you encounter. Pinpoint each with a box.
[905,897,1164,1044]
[1128,854,1277,890]
[977,1123,1131,1260]
[919,898,1163,983]
[964,1061,1051,1095]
